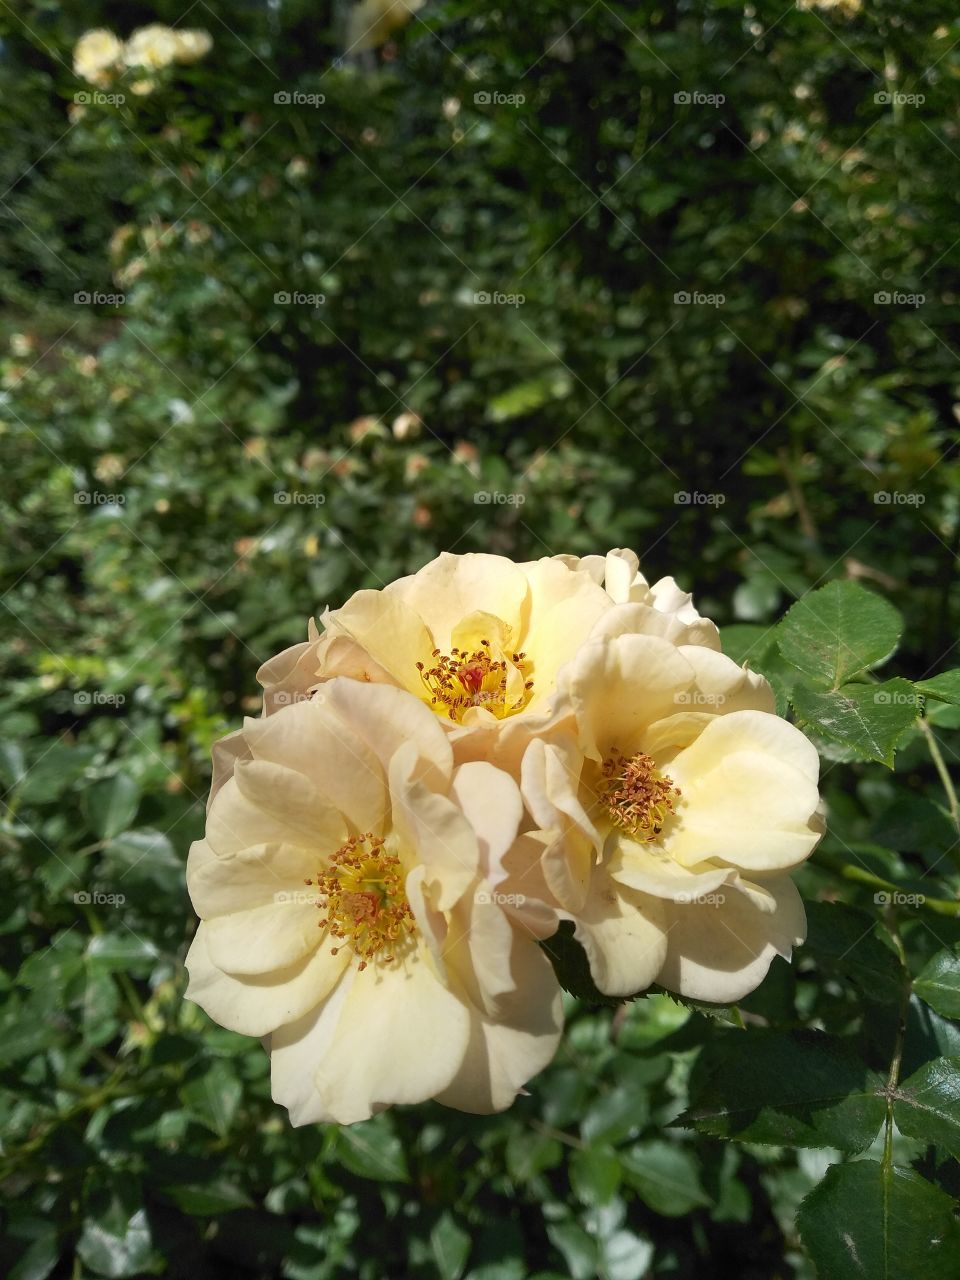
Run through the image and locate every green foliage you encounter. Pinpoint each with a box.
[2,0,960,1277]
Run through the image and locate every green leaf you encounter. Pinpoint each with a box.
[84,774,141,841]
[77,1207,160,1279]
[914,948,960,1019]
[487,371,571,422]
[916,670,960,706]
[545,1222,597,1280]
[601,1230,654,1280]
[580,1079,649,1145]
[179,1061,242,1138]
[681,1030,886,1151]
[620,1139,711,1216]
[86,933,158,974]
[796,1160,960,1280]
[893,1057,960,1160]
[6,1216,59,1280]
[82,969,120,1046]
[801,902,905,1004]
[505,1128,563,1181]
[430,1212,471,1280]
[569,1145,622,1206]
[0,995,62,1066]
[336,1116,409,1182]
[791,678,916,766]
[778,580,902,688]
[17,935,85,990]
[163,1180,254,1215]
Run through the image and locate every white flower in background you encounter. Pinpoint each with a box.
[345,0,426,55]
[173,29,214,63]
[521,632,822,1002]
[123,24,181,70]
[185,679,562,1124]
[73,29,123,85]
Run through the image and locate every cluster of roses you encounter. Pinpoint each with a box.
[73,25,212,92]
[186,551,823,1125]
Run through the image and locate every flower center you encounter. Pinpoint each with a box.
[599,750,682,842]
[308,833,416,970]
[416,639,534,722]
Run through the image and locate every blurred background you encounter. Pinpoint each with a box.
[2,1,959,1277]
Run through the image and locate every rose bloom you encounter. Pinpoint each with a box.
[172,29,213,63]
[255,550,717,773]
[186,679,562,1124]
[519,628,823,1001]
[123,24,181,70]
[73,29,123,85]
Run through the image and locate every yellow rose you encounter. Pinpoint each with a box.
[123,24,180,70]
[73,29,123,85]
[521,633,822,1001]
[186,679,562,1124]
[553,547,721,648]
[257,552,617,771]
[345,0,426,54]
[173,29,213,63]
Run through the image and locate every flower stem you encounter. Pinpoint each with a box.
[917,716,960,838]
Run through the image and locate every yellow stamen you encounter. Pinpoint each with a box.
[599,750,681,841]
[310,833,416,970]
[415,640,534,722]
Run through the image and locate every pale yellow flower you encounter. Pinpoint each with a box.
[257,552,616,771]
[173,29,213,63]
[123,24,180,70]
[186,679,562,1124]
[553,548,720,649]
[73,29,123,85]
[345,0,426,54]
[521,632,822,1002]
